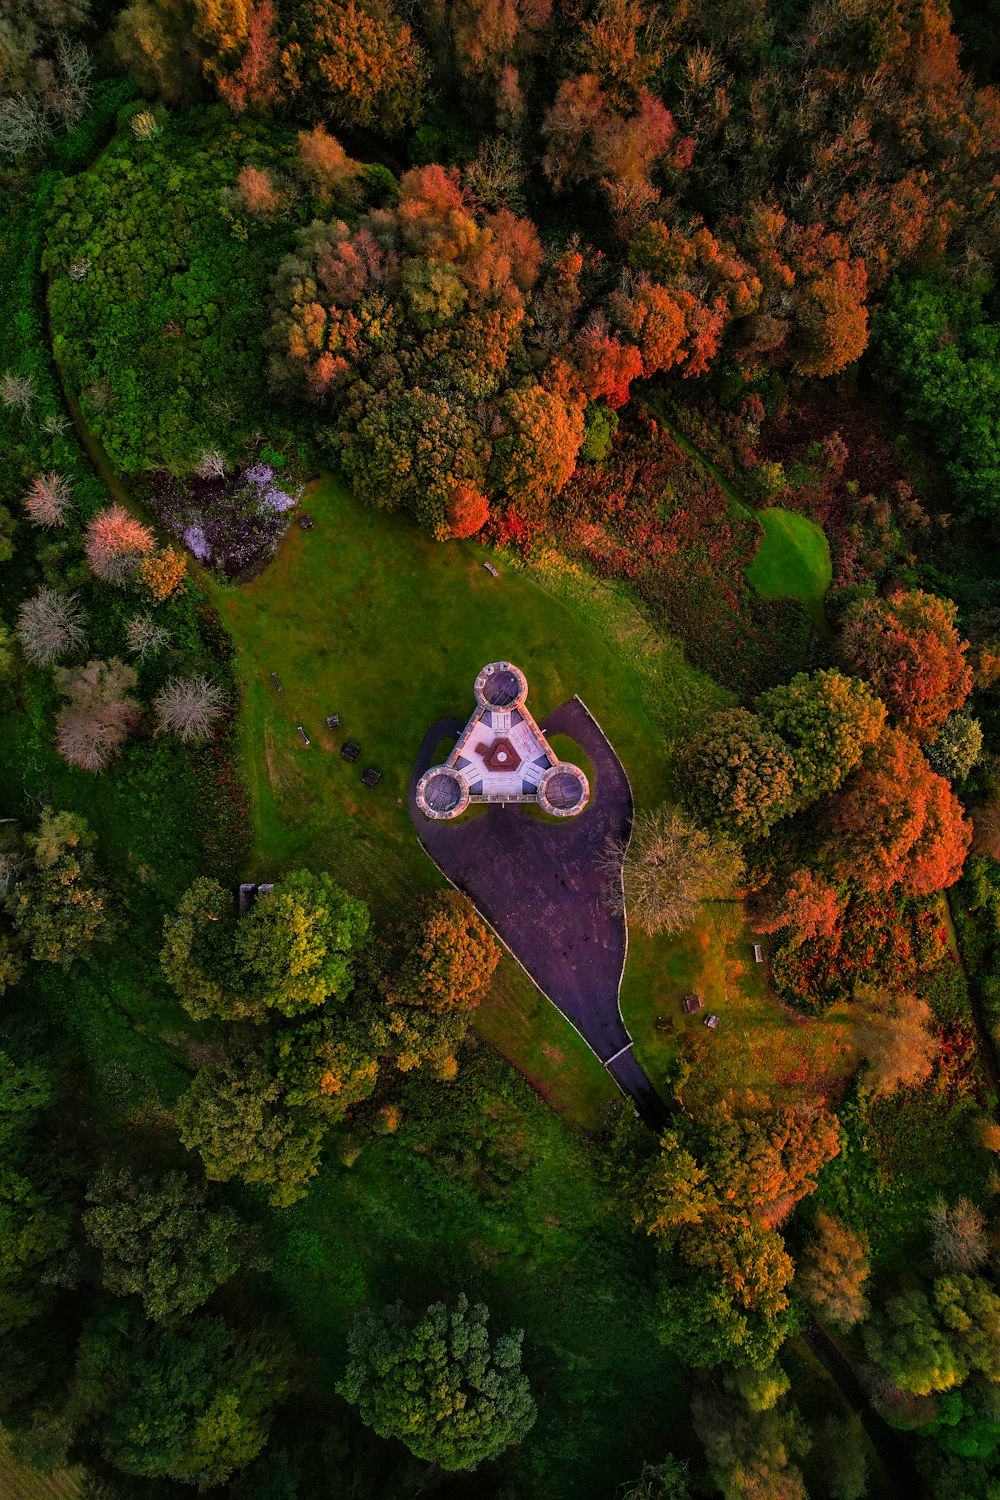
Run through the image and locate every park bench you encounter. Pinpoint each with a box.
[296,725,310,746]
[271,672,282,692]
[681,992,704,1015]
[298,514,315,530]
[483,562,499,577]
[704,1014,720,1030]
[326,713,340,729]
[361,768,382,789]
[341,739,361,762]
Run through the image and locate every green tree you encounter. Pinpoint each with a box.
[756,668,886,801]
[339,1293,536,1470]
[0,1053,69,1337]
[74,1311,287,1489]
[621,1457,691,1499]
[682,709,797,841]
[234,871,369,1018]
[175,1055,327,1207]
[864,1275,1000,1395]
[926,712,984,783]
[691,1382,810,1500]
[161,871,369,1022]
[7,809,111,964]
[83,1166,249,1322]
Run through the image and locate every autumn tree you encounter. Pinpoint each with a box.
[278,0,425,134]
[24,473,72,528]
[72,1310,288,1489]
[175,1054,327,1207]
[791,234,869,378]
[266,1011,378,1121]
[137,544,186,602]
[682,708,797,841]
[604,805,744,936]
[828,729,971,895]
[339,1294,536,1470]
[445,481,490,538]
[54,658,140,772]
[691,1383,810,1500]
[839,589,972,741]
[17,587,86,665]
[756,668,885,801]
[295,123,360,207]
[7,809,110,964]
[383,891,498,1014]
[752,868,844,945]
[83,1166,249,1322]
[84,505,155,585]
[796,1211,869,1327]
[929,1197,989,1273]
[488,383,584,515]
[853,987,937,1097]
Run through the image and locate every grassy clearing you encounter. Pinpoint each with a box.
[209,475,723,1124]
[747,508,833,624]
[622,904,858,1111]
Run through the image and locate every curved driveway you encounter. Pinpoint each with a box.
[409,696,669,1126]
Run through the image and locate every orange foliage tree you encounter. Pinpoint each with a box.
[840,589,972,741]
[138,546,187,602]
[827,728,971,895]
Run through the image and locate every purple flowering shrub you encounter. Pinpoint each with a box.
[150,465,301,579]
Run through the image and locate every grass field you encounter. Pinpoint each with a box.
[746,508,833,627]
[209,475,726,1125]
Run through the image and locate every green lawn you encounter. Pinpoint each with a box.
[209,475,727,1126]
[745,507,833,626]
[0,1432,80,1500]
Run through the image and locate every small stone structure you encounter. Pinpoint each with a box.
[416,661,590,821]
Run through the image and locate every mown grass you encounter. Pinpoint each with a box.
[747,507,833,625]
[0,1431,80,1500]
[209,475,725,1124]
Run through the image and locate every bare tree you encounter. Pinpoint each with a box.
[929,1196,989,1272]
[130,108,160,140]
[54,658,140,772]
[154,674,226,742]
[24,472,73,528]
[600,804,744,936]
[125,613,169,661]
[0,371,36,417]
[192,449,228,480]
[17,587,86,665]
[40,410,70,435]
[0,95,49,159]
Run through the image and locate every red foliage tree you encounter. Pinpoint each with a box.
[213,0,284,114]
[85,506,155,585]
[754,868,845,944]
[840,589,972,741]
[828,728,971,895]
[445,482,490,538]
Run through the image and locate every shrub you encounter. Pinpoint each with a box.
[154,675,226,742]
[17,587,87,665]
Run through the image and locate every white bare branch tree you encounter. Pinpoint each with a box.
[154,674,226,742]
[17,587,87,665]
[125,613,170,661]
[929,1196,989,1272]
[0,371,36,417]
[599,805,744,936]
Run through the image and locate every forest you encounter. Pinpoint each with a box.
[4,0,1000,1496]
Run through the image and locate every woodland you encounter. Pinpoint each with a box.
[4,0,1000,1497]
